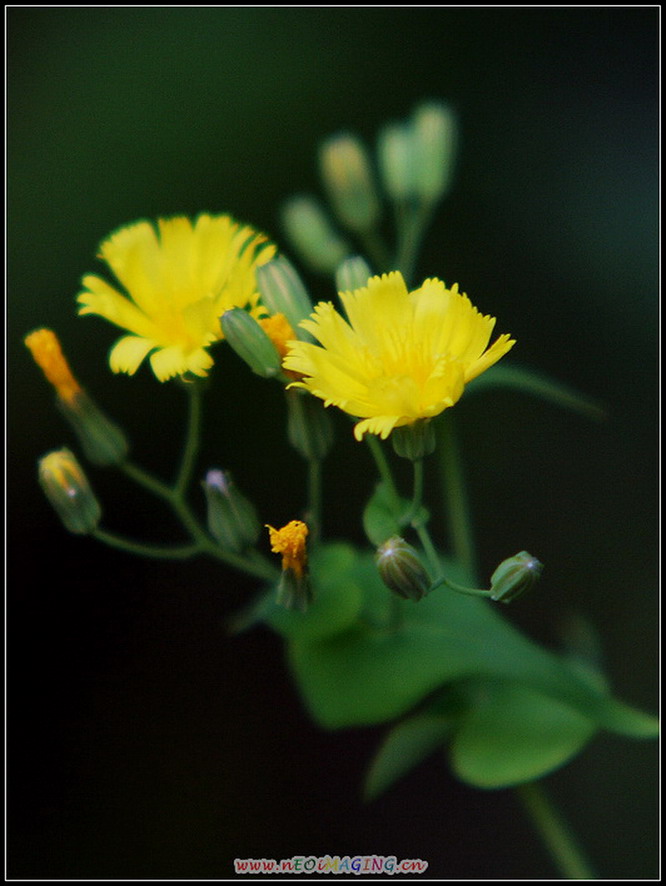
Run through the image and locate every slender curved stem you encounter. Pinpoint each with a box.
[307,458,323,543]
[436,414,478,581]
[403,457,424,526]
[110,388,279,584]
[359,225,392,274]
[435,416,595,878]
[92,529,199,560]
[174,381,204,496]
[365,435,401,510]
[517,783,597,879]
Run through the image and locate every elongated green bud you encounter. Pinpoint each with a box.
[376,536,431,602]
[281,196,350,274]
[490,551,543,603]
[221,308,282,378]
[256,256,314,340]
[377,121,417,202]
[38,448,101,534]
[335,255,373,293]
[286,388,334,462]
[203,469,260,552]
[25,327,128,466]
[412,101,458,203]
[320,133,381,233]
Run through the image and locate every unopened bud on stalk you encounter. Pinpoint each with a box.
[377,121,417,202]
[376,536,431,602]
[25,328,128,466]
[281,197,350,275]
[38,448,101,535]
[490,551,543,603]
[203,469,260,553]
[411,101,458,203]
[221,309,282,378]
[320,133,381,233]
[256,256,314,339]
[335,255,373,293]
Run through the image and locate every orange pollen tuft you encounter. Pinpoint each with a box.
[259,313,296,360]
[25,328,82,404]
[266,520,309,579]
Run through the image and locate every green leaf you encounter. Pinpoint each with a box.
[364,711,456,802]
[450,680,597,789]
[362,481,428,546]
[266,542,363,642]
[466,362,607,421]
[280,545,658,740]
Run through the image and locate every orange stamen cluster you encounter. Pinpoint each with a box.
[266,520,309,578]
[25,328,82,404]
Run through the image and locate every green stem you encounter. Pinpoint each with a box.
[307,458,323,542]
[429,573,492,599]
[365,435,401,511]
[517,782,597,879]
[120,459,173,502]
[394,200,434,286]
[435,416,595,877]
[414,523,441,579]
[359,225,392,274]
[174,381,204,496]
[403,457,424,526]
[93,529,199,560]
[437,413,478,582]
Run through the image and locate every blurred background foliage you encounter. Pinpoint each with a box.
[8,7,658,879]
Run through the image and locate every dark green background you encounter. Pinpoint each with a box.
[8,8,658,879]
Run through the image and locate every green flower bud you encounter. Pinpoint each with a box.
[256,256,314,340]
[281,196,351,275]
[38,448,101,535]
[24,327,128,466]
[203,469,260,553]
[391,420,436,461]
[319,133,381,233]
[376,536,431,602]
[490,551,543,603]
[56,392,129,467]
[411,101,458,204]
[221,308,282,378]
[286,388,334,463]
[377,121,417,202]
[335,255,373,293]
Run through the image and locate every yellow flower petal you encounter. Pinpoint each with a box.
[285,271,515,440]
[109,335,157,375]
[78,214,275,381]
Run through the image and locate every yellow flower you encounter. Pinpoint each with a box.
[24,328,82,405]
[266,520,309,579]
[77,214,275,381]
[283,271,515,441]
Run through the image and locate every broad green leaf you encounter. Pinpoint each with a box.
[364,711,456,802]
[465,362,606,421]
[362,481,428,546]
[267,543,363,642]
[450,680,597,789]
[277,545,658,739]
